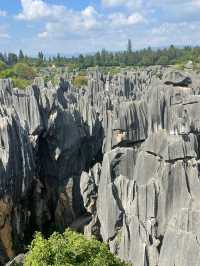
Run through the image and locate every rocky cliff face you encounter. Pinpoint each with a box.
[0,67,200,265]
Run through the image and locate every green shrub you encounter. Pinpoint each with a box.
[0,60,7,72]
[13,63,36,80]
[67,63,78,73]
[108,67,121,76]
[0,63,37,90]
[12,78,31,90]
[174,63,185,70]
[24,230,129,266]
[156,55,169,66]
[73,75,88,88]
[0,68,16,79]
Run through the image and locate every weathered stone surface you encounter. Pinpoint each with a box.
[112,101,148,147]
[0,77,104,263]
[97,147,137,242]
[163,70,192,87]
[5,254,24,266]
[159,209,200,266]
[1,67,200,265]
[80,68,200,266]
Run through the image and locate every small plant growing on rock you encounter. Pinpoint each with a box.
[72,75,88,88]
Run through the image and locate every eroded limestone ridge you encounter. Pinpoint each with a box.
[1,66,200,265]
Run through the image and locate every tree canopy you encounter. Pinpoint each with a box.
[0,44,200,71]
[0,60,6,72]
[24,230,130,266]
[1,43,200,90]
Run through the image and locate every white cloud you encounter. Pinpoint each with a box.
[102,0,127,7]
[102,0,200,17]
[0,10,7,17]
[0,26,9,39]
[37,22,63,39]
[149,0,200,14]
[192,0,200,7]
[38,6,101,39]
[151,21,200,47]
[17,0,101,34]
[17,0,146,40]
[16,0,66,20]
[109,12,145,27]
[102,0,143,9]
[0,33,9,39]
[10,0,200,54]
[81,6,100,30]
[152,21,199,35]
[38,8,145,40]
[82,6,97,17]
[38,31,48,39]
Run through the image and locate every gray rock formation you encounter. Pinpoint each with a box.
[163,70,192,87]
[5,254,24,266]
[0,76,103,264]
[80,67,200,266]
[0,66,200,265]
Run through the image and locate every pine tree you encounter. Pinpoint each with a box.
[38,51,44,61]
[127,39,132,53]
[7,53,18,65]
[19,50,24,60]
[37,51,44,66]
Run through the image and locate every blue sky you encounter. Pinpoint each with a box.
[0,0,200,55]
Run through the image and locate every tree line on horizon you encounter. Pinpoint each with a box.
[0,42,200,69]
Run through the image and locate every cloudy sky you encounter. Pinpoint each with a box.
[0,0,199,55]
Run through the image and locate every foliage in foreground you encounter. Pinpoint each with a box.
[24,229,130,266]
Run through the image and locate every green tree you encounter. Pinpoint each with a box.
[127,39,132,53]
[13,63,36,80]
[24,230,130,266]
[19,50,25,61]
[94,52,101,66]
[38,51,44,61]
[7,53,18,66]
[78,54,85,68]
[156,55,169,65]
[0,60,7,71]
[37,51,44,66]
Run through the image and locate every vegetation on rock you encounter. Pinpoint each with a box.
[72,75,88,88]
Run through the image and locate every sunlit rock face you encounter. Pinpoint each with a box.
[1,67,200,266]
[80,68,200,266]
